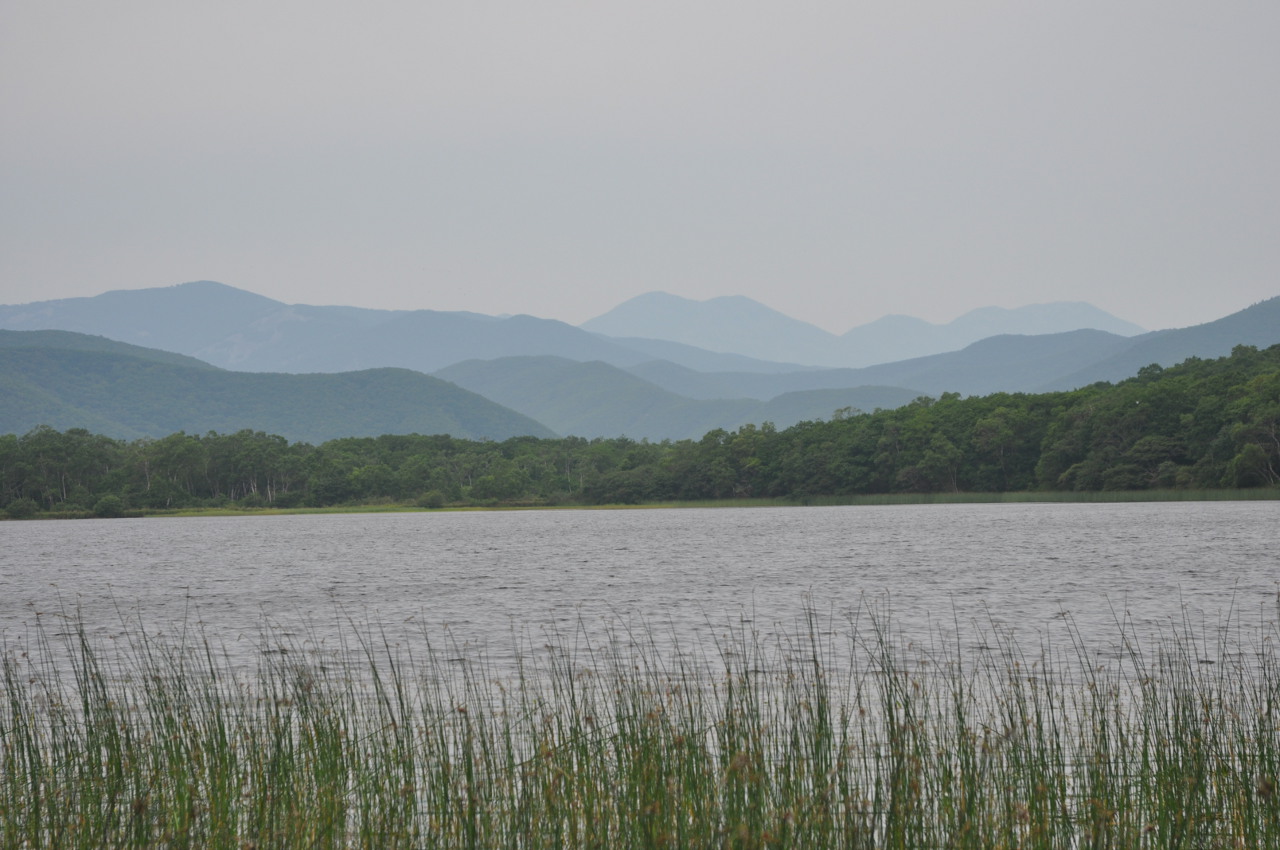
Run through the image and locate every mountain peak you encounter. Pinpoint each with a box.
[950,302,1146,336]
[0,280,286,353]
[580,291,834,364]
[582,292,1149,368]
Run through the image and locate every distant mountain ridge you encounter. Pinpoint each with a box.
[1041,297,1280,389]
[2,282,1278,442]
[580,291,1147,367]
[580,292,839,366]
[620,330,1135,400]
[0,330,553,442]
[0,282,286,354]
[433,297,1276,438]
[2,281,1149,375]
[435,356,921,440]
[618,297,1280,401]
[0,281,799,375]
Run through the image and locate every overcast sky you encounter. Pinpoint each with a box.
[2,2,1277,333]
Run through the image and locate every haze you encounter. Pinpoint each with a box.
[2,1,1277,332]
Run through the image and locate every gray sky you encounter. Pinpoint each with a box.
[2,1,1277,333]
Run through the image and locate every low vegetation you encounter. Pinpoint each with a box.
[2,344,1277,517]
[2,608,1277,848]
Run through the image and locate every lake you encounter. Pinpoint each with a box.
[2,501,1276,669]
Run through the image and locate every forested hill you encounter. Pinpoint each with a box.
[0,329,219,370]
[0,334,554,443]
[3,344,1277,516]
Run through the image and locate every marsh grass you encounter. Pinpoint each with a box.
[2,607,1277,848]
[790,489,1280,506]
[97,488,1279,520]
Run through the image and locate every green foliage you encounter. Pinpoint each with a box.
[2,345,1277,513]
[92,493,125,518]
[415,490,446,509]
[3,496,38,519]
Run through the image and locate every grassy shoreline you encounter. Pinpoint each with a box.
[4,609,1278,848]
[6,486,1277,520]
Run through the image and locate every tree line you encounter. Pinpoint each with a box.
[3,344,1277,518]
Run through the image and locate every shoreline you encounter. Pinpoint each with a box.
[6,486,1275,520]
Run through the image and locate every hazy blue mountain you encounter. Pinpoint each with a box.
[947,302,1146,339]
[635,297,1280,401]
[623,360,783,400]
[581,291,1147,367]
[194,302,411,371]
[0,281,284,353]
[580,291,839,365]
[225,310,656,374]
[0,334,554,442]
[435,356,923,439]
[1040,296,1280,389]
[629,330,1134,399]
[837,303,1147,367]
[627,297,1280,399]
[0,281,803,375]
[437,356,746,438]
[599,335,818,373]
[622,360,902,403]
[849,330,1137,396]
[4,282,1272,430]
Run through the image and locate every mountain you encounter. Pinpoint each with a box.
[849,330,1138,396]
[593,334,817,373]
[624,359,912,402]
[627,297,1280,400]
[580,291,839,366]
[0,329,219,370]
[947,302,1146,339]
[1040,296,1280,389]
[581,291,1146,367]
[0,281,808,375]
[0,281,284,353]
[0,281,1157,381]
[435,356,922,439]
[627,330,1133,399]
[5,283,1274,439]
[224,309,654,374]
[837,303,1147,367]
[437,356,746,439]
[0,331,554,442]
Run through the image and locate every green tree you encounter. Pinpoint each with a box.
[4,496,39,519]
[93,494,125,518]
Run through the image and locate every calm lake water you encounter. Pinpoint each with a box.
[2,502,1277,669]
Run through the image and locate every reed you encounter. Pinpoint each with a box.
[795,489,1280,506]
[2,606,1277,848]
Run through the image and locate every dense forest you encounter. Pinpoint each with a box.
[3,345,1277,518]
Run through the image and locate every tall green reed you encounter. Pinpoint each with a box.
[2,605,1277,848]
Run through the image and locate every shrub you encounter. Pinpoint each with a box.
[92,494,125,518]
[416,490,446,509]
[3,497,39,519]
